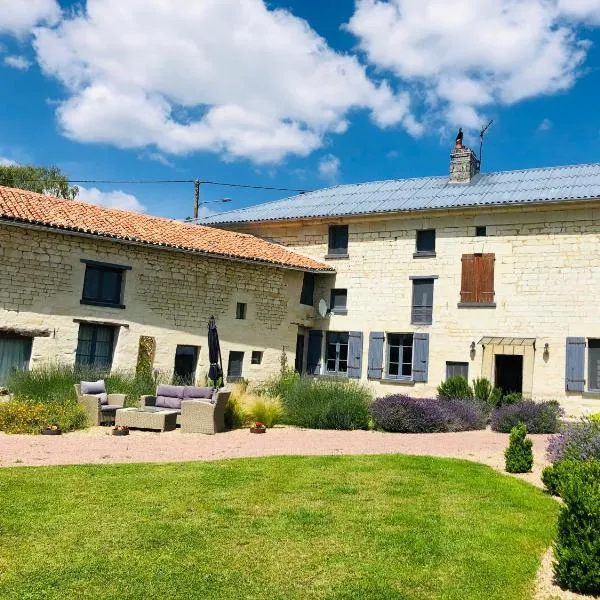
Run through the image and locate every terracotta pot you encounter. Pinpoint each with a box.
[250,426,266,434]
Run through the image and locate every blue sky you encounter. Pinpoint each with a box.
[1,0,600,219]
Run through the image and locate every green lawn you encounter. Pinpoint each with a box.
[0,456,557,600]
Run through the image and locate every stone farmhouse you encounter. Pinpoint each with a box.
[0,186,332,387]
[205,142,600,416]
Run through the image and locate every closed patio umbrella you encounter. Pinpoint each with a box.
[207,316,224,387]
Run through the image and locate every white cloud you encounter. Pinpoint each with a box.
[4,55,32,71]
[0,157,18,166]
[346,0,599,133]
[318,154,341,180]
[31,0,417,164]
[0,0,60,36]
[538,118,553,132]
[77,186,146,212]
[143,152,175,168]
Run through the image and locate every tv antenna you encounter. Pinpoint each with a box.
[479,119,494,168]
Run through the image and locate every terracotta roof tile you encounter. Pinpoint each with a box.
[0,186,332,272]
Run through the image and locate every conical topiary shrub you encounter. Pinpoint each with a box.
[504,423,533,473]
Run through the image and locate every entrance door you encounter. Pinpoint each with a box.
[0,335,33,386]
[295,333,305,373]
[495,354,523,395]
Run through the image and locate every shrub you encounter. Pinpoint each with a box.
[256,369,300,402]
[491,401,563,434]
[246,396,283,428]
[437,376,473,400]
[0,399,87,434]
[591,412,600,424]
[546,418,600,464]
[553,460,600,595]
[504,423,533,473]
[500,392,523,406]
[369,395,486,433]
[282,377,371,430]
[223,383,250,430]
[472,377,502,409]
[7,363,165,406]
[541,460,578,497]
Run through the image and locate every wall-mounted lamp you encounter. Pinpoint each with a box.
[543,343,550,359]
[470,341,476,359]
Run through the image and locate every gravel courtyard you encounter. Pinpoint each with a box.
[0,426,551,486]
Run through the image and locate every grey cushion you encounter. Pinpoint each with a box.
[156,384,184,398]
[183,386,213,400]
[81,380,106,395]
[156,395,181,410]
[98,392,108,406]
[100,405,118,412]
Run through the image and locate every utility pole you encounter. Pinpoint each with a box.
[193,178,200,220]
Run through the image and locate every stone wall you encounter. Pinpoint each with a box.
[227,201,600,416]
[0,223,314,382]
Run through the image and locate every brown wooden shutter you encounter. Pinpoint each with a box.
[478,253,495,303]
[460,254,476,302]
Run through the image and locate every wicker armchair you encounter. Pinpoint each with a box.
[74,384,126,426]
[181,390,230,434]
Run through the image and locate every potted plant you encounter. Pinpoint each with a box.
[250,421,266,434]
[112,425,130,436]
[42,424,62,435]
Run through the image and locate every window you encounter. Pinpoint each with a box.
[589,339,600,391]
[251,351,263,365]
[75,324,116,369]
[415,229,436,256]
[227,351,244,380]
[459,253,495,306]
[328,225,349,256]
[300,272,315,306]
[411,278,434,324]
[446,361,469,380]
[475,226,487,237]
[236,302,247,320]
[81,260,129,308]
[0,335,32,386]
[330,289,347,314]
[173,345,198,385]
[387,334,414,378]
[326,331,349,374]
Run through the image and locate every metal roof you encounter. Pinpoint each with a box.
[203,162,600,225]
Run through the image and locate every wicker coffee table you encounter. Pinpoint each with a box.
[115,407,178,432]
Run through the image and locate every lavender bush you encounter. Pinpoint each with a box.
[547,418,600,464]
[491,401,563,434]
[370,395,486,433]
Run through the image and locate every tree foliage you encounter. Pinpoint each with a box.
[0,164,78,199]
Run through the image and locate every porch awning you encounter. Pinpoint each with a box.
[478,337,536,346]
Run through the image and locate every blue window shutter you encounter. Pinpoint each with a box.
[565,337,585,391]
[307,330,323,375]
[348,331,363,379]
[413,333,430,383]
[367,332,384,379]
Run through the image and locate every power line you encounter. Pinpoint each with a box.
[0,177,311,193]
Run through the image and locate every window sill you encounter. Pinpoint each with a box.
[413,251,436,258]
[330,308,348,315]
[80,299,126,310]
[583,390,600,398]
[411,321,432,326]
[324,253,349,260]
[382,377,415,385]
[457,302,496,309]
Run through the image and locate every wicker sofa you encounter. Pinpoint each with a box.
[74,381,126,426]
[141,384,230,434]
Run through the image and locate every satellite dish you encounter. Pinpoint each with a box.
[318,298,329,318]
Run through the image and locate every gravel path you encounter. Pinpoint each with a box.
[0,426,550,485]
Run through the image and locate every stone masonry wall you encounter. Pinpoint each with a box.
[229,201,600,416]
[0,223,314,382]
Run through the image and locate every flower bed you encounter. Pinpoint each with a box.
[491,401,563,434]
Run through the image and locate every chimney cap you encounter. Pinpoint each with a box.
[455,127,464,149]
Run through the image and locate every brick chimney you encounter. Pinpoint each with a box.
[449,128,480,183]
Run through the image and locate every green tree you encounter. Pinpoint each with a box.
[0,164,78,199]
